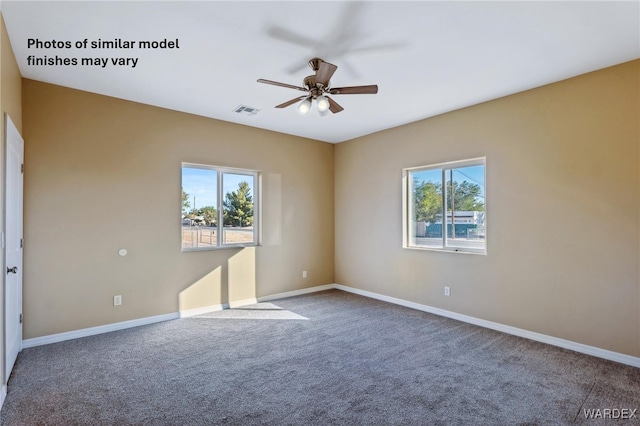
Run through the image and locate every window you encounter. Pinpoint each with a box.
[404,158,486,254]
[181,163,259,250]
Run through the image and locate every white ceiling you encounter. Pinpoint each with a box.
[2,1,639,143]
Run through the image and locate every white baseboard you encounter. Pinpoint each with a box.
[228,298,258,308]
[179,303,228,318]
[179,297,266,317]
[333,283,640,368]
[257,284,335,302]
[0,384,6,412]
[22,312,179,349]
[19,282,640,368]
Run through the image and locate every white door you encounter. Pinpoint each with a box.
[5,114,23,380]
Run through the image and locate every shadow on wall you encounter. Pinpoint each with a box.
[178,247,257,315]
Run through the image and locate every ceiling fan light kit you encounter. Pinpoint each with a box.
[298,98,312,114]
[315,95,330,112]
[258,58,378,115]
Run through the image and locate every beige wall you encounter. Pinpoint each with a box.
[22,80,334,339]
[0,13,23,385]
[335,60,640,357]
[1,17,21,133]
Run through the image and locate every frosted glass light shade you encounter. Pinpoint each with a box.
[298,98,312,114]
[316,95,330,112]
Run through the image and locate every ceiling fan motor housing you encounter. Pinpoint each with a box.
[303,75,326,99]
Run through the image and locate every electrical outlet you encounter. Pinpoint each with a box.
[302,270,307,278]
[114,295,122,306]
[444,286,451,297]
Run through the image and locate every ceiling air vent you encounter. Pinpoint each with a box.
[234,105,260,116]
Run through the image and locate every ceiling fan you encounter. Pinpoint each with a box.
[257,58,378,115]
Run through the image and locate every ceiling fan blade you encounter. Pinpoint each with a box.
[285,61,310,75]
[265,26,320,49]
[329,85,378,95]
[349,41,407,55]
[315,61,338,87]
[326,96,344,114]
[257,79,308,93]
[275,96,306,109]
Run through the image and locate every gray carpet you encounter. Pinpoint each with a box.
[1,289,639,425]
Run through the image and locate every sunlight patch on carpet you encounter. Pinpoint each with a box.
[195,302,308,320]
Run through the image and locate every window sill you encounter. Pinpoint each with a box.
[403,245,486,255]
[181,243,259,252]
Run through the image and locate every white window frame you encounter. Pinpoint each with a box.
[403,157,486,255]
[181,162,260,251]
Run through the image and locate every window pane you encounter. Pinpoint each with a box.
[222,173,255,245]
[181,167,218,249]
[444,164,485,251]
[411,168,443,249]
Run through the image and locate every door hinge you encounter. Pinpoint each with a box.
[21,164,24,173]
[19,314,22,324]
[20,238,23,248]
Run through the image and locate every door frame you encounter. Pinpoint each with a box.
[3,113,23,389]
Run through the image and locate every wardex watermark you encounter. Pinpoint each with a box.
[582,408,637,420]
